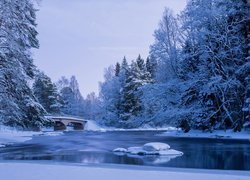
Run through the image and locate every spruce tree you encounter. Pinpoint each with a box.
[33,71,62,115]
[0,0,48,129]
[115,62,120,76]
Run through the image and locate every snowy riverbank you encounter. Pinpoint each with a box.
[0,162,249,180]
[0,126,42,147]
[160,129,250,141]
[86,121,250,141]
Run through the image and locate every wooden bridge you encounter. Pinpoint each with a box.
[47,116,88,131]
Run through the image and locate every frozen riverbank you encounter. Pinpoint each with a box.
[0,126,41,147]
[0,162,249,180]
[85,121,250,141]
[160,129,250,141]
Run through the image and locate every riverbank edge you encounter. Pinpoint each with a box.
[158,129,250,141]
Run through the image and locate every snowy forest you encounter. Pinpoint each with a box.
[97,0,250,131]
[0,0,249,132]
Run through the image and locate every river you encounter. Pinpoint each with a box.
[0,131,249,170]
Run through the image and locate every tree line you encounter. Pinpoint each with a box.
[0,0,98,130]
[0,0,249,132]
[98,0,249,132]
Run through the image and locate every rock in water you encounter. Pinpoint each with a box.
[112,148,128,153]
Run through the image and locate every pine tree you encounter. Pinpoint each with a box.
[33,71,62,115]
[115,62,120,76]
[146,56,157,80]
[0,0,48,129]
[119,56,151,122]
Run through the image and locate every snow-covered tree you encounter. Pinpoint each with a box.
[178,0,249,131]
[33,71,62,114]
[0,0,48,129]
[150,8,183,82]
[115,62,120,77]
[57,76,85,117]
[146,56,157,80]
[99,65,121,126]
[84,92,101,120]
[119,55,152,124]
[98,1,249,131]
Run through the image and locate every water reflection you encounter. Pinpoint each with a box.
[126,154,182,165]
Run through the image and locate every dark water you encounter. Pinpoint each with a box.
[0,131,250,170]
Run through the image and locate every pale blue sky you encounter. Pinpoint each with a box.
[33,0,187,97]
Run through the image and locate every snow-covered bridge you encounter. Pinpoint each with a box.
[47,116,88,131]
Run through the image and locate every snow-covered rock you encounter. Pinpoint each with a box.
[113,148,128,153]
[0,144,6,148]
[127,147,147,155]
[115,142,183,156]
[143,142,170,151]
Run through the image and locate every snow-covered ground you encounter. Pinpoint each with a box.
[85,121,250,141]
[0,126,42,147]
[160,129,250,140]
[0,125,65,147]
[85,120,178,132]
[84,120,107,131]
[0,162,249,180]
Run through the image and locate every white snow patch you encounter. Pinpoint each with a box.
[109,126,178,132]
[143,142,170,151]
[160,129,250,140]
[0,163,249,180]
[41,131,64,136]
[81,122,178,132]
[84,120,106,132]
[0,125,41,145]
[113,148,128,153]
[0,144,5,148]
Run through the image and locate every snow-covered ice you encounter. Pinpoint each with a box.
[0,163,249,180]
